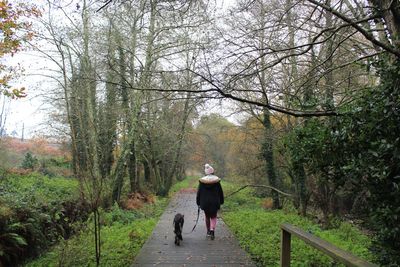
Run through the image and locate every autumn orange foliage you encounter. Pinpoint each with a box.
[121,192,156,210]
[262,197,274,209]
[0,1,41,97]
[2,137,69,157]
[6,167,32,175]
[187,112,292,181]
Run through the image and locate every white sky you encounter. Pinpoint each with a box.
[4,51,49,138]
[4,92,45,138]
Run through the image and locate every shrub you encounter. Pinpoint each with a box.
[20,152,38,170]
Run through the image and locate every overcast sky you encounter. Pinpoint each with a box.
[4,51,48,138]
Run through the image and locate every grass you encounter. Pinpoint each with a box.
[221,181,376,267]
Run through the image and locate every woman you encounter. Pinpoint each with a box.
[196,163,224,240]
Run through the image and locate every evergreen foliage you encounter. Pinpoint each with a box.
[283,59,400,265]
[336,60,400,265]
[20,152,38,170]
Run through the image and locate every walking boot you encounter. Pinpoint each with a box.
[210,230,215,240]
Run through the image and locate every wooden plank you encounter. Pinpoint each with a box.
[280,229,291,267]
[281,223,377,267]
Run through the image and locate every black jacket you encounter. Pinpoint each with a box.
[196,178,224,216]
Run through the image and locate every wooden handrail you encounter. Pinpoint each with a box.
[280,223,378,267]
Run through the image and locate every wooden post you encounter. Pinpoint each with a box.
[281,228,291,267]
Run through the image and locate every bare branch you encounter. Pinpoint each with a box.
[226,184,293,198]
[307,0,400,57]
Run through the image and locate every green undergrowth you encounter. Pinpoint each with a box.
[25,199,167,267]
[221,181,263,211]
[25,222,151,267]
[0,171,79,204]
[221,181,376,267]
[0,171,84,266]
[25,175,199,267]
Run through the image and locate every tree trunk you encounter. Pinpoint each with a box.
[370,0,400,49]
[293,161,308,216]
[324,0,335,111]
[143,160,151,183]
[259,3,280,209]
[128,140,137,193]
[262,108,281,209]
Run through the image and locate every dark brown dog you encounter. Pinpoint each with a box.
[173,213,184,245]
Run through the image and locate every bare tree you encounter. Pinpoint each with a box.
[0,95,10,137]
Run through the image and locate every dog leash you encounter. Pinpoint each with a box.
[184,206,200,234]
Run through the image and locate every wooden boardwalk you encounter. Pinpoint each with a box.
[132,191,257,267]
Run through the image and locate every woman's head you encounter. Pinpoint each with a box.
[204,163,214,175]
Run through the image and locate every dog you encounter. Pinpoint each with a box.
[173,213,184,246]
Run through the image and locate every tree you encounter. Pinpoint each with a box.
[20,151,38,170]
[0,1,40,98]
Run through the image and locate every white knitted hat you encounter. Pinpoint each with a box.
[204,163,214,175]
